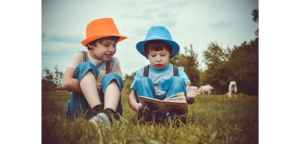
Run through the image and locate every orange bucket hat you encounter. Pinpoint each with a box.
[81,18,127,47]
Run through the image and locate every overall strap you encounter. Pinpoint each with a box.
[173,66,178,76]
[143,65,150,77]
[106,60,111,74]
[82,51,86,62]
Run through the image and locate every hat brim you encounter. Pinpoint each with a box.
[81,34,127,47]
[136,39,180,59]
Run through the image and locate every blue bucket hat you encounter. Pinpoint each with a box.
[136,26,180,59]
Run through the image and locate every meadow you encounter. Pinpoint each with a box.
[42,91,258,144]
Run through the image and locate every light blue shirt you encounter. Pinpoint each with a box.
[130,63,190,97]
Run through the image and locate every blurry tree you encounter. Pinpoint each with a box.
[122,72,136,94]
[227,38,258,95]
[170,44,201,87]
[252,9,259,36]
[53,65,63,89]
[169,50,181,67]
[42,65,63,92]
[252,9,259,22]
[198,60,206,86]
[202,43,232,94]
[202,38,258,95]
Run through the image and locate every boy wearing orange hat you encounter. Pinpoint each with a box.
[128,26,200,124]
[62,18,127,126]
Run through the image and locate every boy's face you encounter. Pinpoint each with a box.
[88,39,117,61]
[147,47,170,70]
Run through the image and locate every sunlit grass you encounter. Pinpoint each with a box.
[42,92,258,144]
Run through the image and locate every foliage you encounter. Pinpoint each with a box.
[202,38,258,95]
[42,92,258,144]
[252,9,259,36]
[202,43,232,94]
[227,38,258,95]
[42,65,63,92]
[251,9,258,23]
[42,79,57,92]
[122,72,136,94]
[170,45,201,87]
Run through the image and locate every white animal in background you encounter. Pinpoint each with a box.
[199,85,214,95]
[226,81,237,98]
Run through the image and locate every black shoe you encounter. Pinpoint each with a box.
[92,104,104,114]
[86,104,104,119]
[137,105,155,124]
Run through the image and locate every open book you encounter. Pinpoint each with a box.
[138,92,188,114]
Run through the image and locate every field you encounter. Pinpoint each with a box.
[42,91,258,144]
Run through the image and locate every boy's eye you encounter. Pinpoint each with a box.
[151,55,156,57]
[161,54,166,56]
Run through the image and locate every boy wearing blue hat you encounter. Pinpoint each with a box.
[128,26,201,124]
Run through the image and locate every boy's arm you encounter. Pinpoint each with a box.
[128,89,142,112]
[185,81,200,104]
[61,67,82,93]
[178,67,200,104]
[128,70,143,111]
[178,67,190,84]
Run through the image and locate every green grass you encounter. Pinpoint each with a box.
[42,92,258,144]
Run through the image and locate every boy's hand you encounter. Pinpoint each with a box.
[96,83,101,94]
[186,81,201,98]
[136,103,143,111]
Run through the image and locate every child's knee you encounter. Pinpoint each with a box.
[76,62,95,70]
[169,76,184,84]
[109,79,119,88]
[77,62,98,75]
[85,69,94,75]
[109,72,123,81]
[101,72,123,91]
[75,62,98,80]
[165,77,186,91]
[136,77,152,86]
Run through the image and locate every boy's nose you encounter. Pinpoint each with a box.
[156,56,161,61]
[108,46,116,52]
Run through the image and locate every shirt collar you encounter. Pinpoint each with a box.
[149,63,171,73]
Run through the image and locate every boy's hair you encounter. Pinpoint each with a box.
[86,36,120,50]
[144,40,173,59]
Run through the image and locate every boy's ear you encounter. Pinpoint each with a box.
[87,43,94,49]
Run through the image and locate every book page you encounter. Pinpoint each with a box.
[138,96,165,113]
[162,92,188,114]
[163,92,187,103]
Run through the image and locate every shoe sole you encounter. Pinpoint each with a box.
[89,119,99,127]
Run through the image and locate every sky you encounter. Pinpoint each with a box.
[42,0,258,76]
